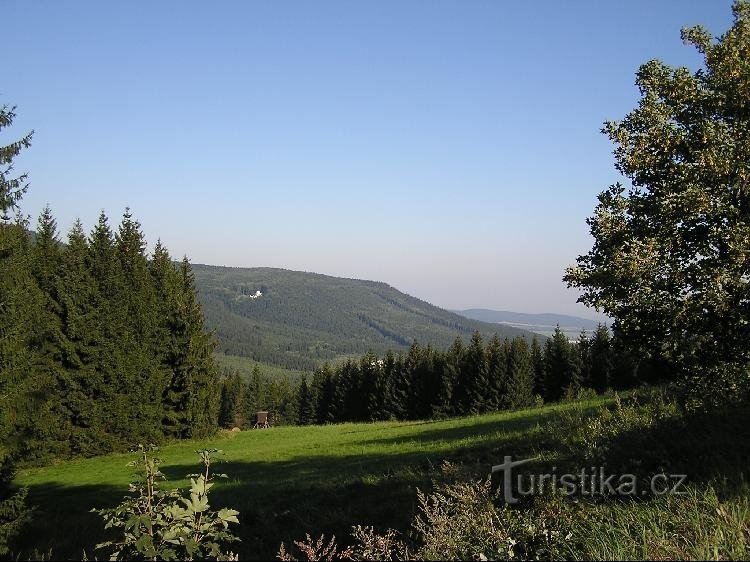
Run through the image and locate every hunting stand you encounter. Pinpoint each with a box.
[253,410,270,429]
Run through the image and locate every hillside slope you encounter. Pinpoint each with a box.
[193,265,537,372]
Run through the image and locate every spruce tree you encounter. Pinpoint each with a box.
[219,372,245,428]
[404,343,427,420]
[431,351,455,418]
[296,379,314,425]
[485,335,508,411]
[446,337,467,414]
[244,366,268,424]
[313,364,336,424]
[367,355,392,421]
[110,210,163,442]
[462,332,489,414]
[164,258,220,438]
[58,220,108,454]
[506,338,535,409]
[388,353,410,421]
[0,105,34,553]
[589,325,613,393]
[0,105,32,217]
[577,330,591,389]
[543,327,581,402]
[27,207,73,458]
[530,337,545,398]
[379,351,400,421]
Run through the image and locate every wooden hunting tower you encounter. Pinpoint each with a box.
[253,411,270,429]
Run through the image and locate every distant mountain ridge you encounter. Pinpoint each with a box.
[455,309,602,329]
[192,265,539,373]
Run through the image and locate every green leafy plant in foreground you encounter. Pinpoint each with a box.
[92,445,240,561]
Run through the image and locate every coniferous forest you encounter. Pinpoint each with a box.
[2,204,220,463]
[218,326,643,429]
[0,106,220,466]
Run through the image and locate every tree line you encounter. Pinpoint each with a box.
[1,202,220,464]
[218,326,651,428]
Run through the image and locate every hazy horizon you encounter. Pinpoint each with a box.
[4,1,732,319]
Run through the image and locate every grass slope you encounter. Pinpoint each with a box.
[194,265,538,373]
[14,398,607,560]
[14,394,749,560]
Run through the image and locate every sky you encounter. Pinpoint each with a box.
[3,1,735,319]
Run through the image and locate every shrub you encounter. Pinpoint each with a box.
[0,454,32,557]
[92,445,240,561]
[277,463,573,561]
[0,487,31,557]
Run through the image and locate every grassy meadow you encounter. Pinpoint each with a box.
[12,392,750,560]
[13,398,606,559]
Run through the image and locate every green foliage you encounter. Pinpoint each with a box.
[93,445,240,561]
[565,1,750,397]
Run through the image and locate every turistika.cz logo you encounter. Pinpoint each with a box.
[491,456,687,505]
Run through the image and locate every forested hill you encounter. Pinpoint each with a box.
[192,264,537,372]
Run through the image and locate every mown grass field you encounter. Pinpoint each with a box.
[13,398,609,559]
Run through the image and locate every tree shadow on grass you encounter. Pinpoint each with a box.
[594,403,750,497]
[14,422,544,560]
[13,481,123,561]
[19,399,746,560]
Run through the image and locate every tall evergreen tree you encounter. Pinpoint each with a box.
[486,335,508,410]
[589,325,613,393]
[446,337,467,413]
[58,220,108,454]
[218,372,246,428]
[164,258,221,438]
[530,336,545,398]
[506,338,535,409]
[27,208,73,458]
[0,105,32,217]
[462,332,489,414]
[577,330,591,389]
[244,366,268,423]
[0,105,34,554]
[107,210,164,442]
[430,351,455,418]
[388,352,410,421]
[367,355,393,421]
[296,378,314,425]
[543,327,581,402]
[313,364,336,424]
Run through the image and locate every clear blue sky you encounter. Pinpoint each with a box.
[4,1,734,318]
